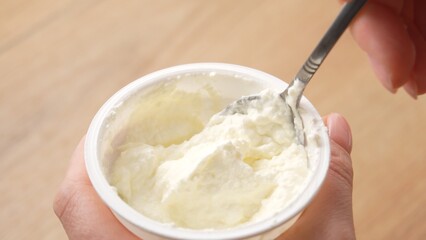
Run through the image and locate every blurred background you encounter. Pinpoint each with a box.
[1,0,425,239]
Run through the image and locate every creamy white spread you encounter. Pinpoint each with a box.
[110,87,310,230]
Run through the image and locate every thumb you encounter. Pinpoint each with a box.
[325,113,352,153]
[278,113,355,240]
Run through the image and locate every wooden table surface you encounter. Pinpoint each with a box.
[1,0,425,239]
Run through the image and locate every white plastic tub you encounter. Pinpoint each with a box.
[85,63,330,240]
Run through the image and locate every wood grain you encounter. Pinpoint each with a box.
[1,0,425,239]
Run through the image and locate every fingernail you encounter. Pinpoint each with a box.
[368,56,398,93]
[327,113,352,153]
[382,79,398,94]
[403,79,418,100]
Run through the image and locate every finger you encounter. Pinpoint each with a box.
[278,114,354,240]
[407,19,426,95]
[339,0,405,13]
[53,137,140,240]
[350,1,416,92]
[65,137,91,185]
[414,0,426,39]
[53,137,88,220]
[403,78,418,99]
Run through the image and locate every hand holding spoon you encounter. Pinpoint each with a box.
[223,0,367,144]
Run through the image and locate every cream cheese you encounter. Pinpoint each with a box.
[110,86,311,230]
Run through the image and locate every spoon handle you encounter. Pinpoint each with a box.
[295,0,367,84]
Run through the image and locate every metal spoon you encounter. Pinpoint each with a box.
[223,0,367,144]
